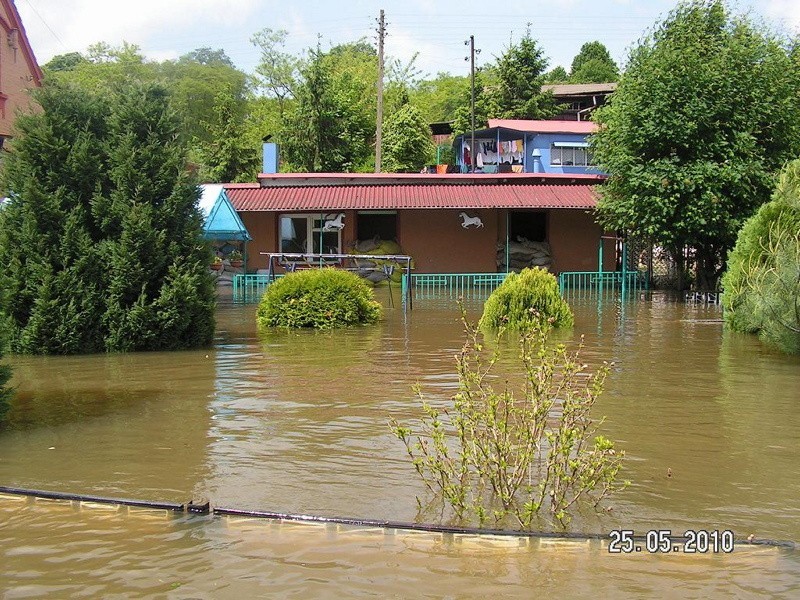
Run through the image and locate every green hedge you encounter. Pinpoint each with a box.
[479,267,574,331]
[257,268,382,329]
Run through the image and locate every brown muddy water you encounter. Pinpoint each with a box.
[1,291,799,598]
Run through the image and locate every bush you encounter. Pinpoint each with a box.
[479,267,574,331]
[390,308,625,528]
[257,268,382,329]
[722,160,800,354]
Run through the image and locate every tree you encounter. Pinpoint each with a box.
[494,28,557,119]
[179,47,235,67]
[722,159,800,354]
[281,43,374,172]
[543,66,569,84]
[451,68,501,136]
[382,101,434,172]
[569,41,619,83]
[194,86,261,182]
[250,28,301,118]
[411,72,469,124]
[0,81,215,354]
[592,0,800,290]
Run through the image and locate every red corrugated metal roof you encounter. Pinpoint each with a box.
[226,183,599,211]
[487,119,597,134]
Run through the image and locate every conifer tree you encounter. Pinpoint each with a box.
[0,81,215,354]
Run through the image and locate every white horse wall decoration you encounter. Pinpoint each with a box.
[459,212,484,229]
[323,213,345,231]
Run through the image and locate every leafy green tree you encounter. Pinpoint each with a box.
[281,43,374,172]
[722,159,800,354]
[43,52,87,72]
[494,28,557,119]
[194,86,261,182]
[179,47,235,67]
[569,41,619,83]
[543,66,569,84]
[451,68,501,136]
[382,101,434,172]
[250,28,301,118]
[0,81,215,354]
[592,0,800,290]
[411,72,469,124]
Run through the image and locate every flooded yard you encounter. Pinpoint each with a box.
[1,291,799,597]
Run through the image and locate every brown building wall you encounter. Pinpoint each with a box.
[237,208,609,274]
[240,212,277,271]
[548,209,613,273]
[399,209,499,273]
[0,1,42,139]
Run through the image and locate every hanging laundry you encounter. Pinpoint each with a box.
[477,153,484,168]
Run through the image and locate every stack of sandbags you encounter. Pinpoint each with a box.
[497,237,553,272]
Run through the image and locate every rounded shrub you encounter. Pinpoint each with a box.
[479,267,574,331]
[257,268,382,329]
[722,159,800,354]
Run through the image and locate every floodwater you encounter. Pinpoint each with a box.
[1,291,799,598]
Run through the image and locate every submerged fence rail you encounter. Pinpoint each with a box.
[0,485,794,549]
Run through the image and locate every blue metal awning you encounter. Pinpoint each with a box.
[199,184,252,242]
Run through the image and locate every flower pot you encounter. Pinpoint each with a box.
[230,260,243,268]
[210,262,223,271]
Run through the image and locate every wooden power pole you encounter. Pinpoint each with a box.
[375,9,386,173]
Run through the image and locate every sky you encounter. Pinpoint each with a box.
[14,0,800,78]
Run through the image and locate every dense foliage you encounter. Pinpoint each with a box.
[391,308,624,528]
[480,268,574,330]
[592,0,800,290]
[722,160,800,354]
[569,41,619,83]
[0,81,216,354]
[256,269,382,329]
[0,322,12,417]
[382,102,434,172]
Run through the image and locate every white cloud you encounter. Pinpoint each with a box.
[17,0,263,63]
[764,0,800,28]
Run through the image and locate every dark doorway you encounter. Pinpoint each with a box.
[509,211,547,242]
[357,211,397,241]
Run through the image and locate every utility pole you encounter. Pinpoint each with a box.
[465,35,480,173]
[375,9,386,173]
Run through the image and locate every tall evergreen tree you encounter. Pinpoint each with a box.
[495,29,557,119]
[0,81,215,355]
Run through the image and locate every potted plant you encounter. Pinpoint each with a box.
[229,250,244,268]
[211,255,223,271]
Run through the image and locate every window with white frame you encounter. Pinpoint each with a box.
[279,214,342,254]
[550,142,594,167]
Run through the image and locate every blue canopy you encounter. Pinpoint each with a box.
[199,184,251,242]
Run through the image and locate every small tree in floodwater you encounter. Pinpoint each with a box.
[390,307,625,528]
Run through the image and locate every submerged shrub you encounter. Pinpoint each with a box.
[390,307,625,528]
[479,267,574,330]
[722,160,800,354]
[257,268,382,329]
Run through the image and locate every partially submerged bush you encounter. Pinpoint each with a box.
[390,308,625,528]
[479,267,574,330]
[722,160,800,354]
[257,268,382,329]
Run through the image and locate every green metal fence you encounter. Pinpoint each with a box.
[558,270,648,299]
[406,273,509,300]
[233,272,510,303]
[232,273,278,302]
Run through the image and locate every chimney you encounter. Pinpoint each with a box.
[262,142,279,174]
